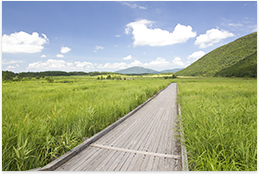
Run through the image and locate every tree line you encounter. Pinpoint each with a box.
[2,70,114,81]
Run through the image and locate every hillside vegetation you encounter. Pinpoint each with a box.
[215,51,257,77]
[176,32,257,77]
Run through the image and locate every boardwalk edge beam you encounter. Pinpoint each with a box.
[37,83,173,171]
[176,85,189,171]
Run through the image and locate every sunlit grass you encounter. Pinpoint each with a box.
[176,78,257,171]
[2,76,173,171]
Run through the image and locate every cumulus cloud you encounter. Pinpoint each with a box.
[26,56,187,72]
[2,31,48,53]
[172,57,185,66]
[56,54,64,58]
[27,59,68,71]
[26,59,94,71]
[129,60,143,67]
[41,55,46,58]
[60,46,71,54]
[98,62,128,69]
[122,55,133,60]
[125,19,196,47]
[74,61,94,69]
[187,51,205,60]
[98,57,172,70]
[144,57,170,67]
[194,28,235,48]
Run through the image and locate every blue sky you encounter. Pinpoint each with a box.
[2,1,257,73]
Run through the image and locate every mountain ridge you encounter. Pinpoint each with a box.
[114,66,183,74]
[176,32,257,77]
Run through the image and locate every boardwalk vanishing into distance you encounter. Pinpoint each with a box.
[39,83,184,171]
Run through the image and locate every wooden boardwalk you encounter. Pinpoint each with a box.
[46,83,182,171]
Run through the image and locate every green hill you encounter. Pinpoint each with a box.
[114,66,159,74]
[215,51,257,77]
[176,32,257,77]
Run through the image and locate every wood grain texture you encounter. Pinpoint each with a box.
[53,83,181,171]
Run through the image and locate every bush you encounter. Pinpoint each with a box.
[46,77,54,83]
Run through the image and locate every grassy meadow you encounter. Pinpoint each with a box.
[2,75,257,171]
[176,77,257,171]
[2,75,174,171]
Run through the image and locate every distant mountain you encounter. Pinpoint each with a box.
[160,68,183,73]
[114,66,159,74]
[176,32,257,77]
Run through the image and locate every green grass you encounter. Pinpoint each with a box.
[2,76,173,171]
[2,76,257,171]
[176,77,257,171]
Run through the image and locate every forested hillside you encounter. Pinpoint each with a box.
[176,32,257,77]
[215,51,257,77]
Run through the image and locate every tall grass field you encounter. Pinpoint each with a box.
[177,78,257,171]
[2,76,173,171]
[2,76,257,171]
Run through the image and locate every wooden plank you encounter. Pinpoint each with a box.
[119,153,135,171]
[90,144,180,159]
[53,83,182,171]
[55,146,98,171]
[74,148,107,171]
[79,148,115,171]
[113,152,133,171]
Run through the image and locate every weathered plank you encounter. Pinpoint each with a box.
[49,83,183,171]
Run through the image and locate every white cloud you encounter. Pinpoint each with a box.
[27,59,69,71]
[2,59,23,64]
[187,51,205,60]
[115,35,121,37]
[6,66,16,69]
[228,23,243,27]
[98,62,128,69]
[252,25,257,32]
[121,2,146,10]
[98,57,173,71]
[172,57,185,66]
[27,59,96,72]
[125,19,196,47]
[94,45,104,52]
[56,54,64,58]
[144,57,170,67]
[129,60,143,67]
[74,61,94,69]
[122,55,133,60]
[2,31,48,53]
[41,55,46,58]
[60,46,71,54]
[194,28,235,48]
[95,45,104,50]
